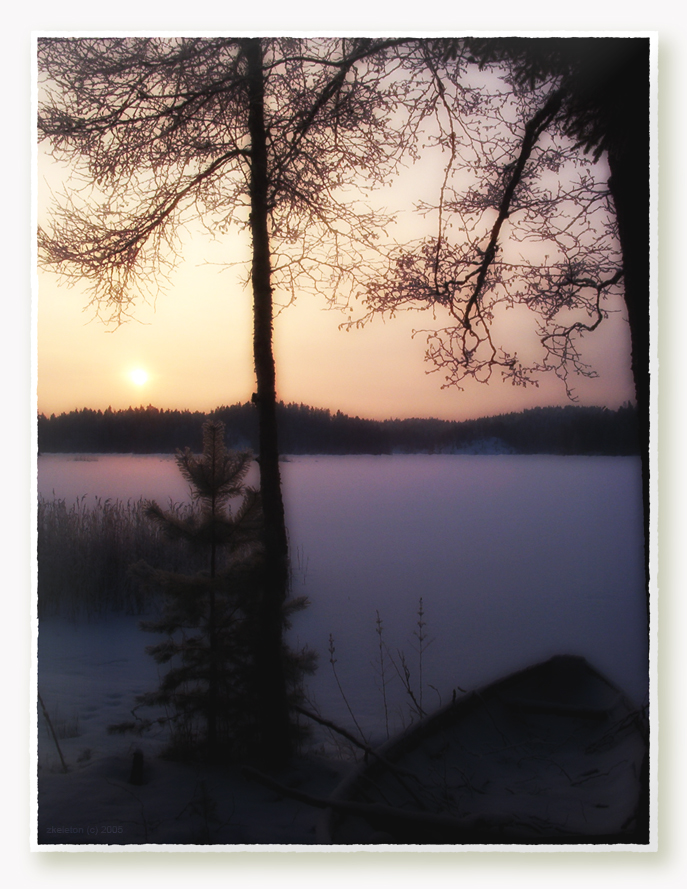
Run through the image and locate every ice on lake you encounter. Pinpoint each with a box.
[37,453,648,752]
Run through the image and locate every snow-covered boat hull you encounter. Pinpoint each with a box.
[318,655,649,845]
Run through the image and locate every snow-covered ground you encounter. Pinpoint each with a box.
[35,454,648,847]
[36,615,353,846]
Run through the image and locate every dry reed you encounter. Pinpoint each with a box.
[37,495,200,618]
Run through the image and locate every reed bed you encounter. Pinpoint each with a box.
[37,495,201,619]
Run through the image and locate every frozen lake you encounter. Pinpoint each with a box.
[37,453,648,752]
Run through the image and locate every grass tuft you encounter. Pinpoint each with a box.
[37,495,202,618]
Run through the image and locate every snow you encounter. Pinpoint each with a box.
[37,615,353,845]
[35,454,648,848]
[320,656,647,845]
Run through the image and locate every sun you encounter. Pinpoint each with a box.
[130,368,149,386]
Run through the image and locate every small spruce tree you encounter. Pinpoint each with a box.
[112,420,314,762]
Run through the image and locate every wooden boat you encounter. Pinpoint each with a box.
[317,655,649,845]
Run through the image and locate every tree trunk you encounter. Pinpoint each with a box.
[606,51,651,608]
[609,150,650,554]
[207,497,218,761]
[606,46,651,835]
[243,37,292,766]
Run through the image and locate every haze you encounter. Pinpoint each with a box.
[36,225,635,422]
[35,57,637,423]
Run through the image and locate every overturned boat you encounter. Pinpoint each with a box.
[317,655,649,845]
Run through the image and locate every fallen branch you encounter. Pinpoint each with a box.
[242,764,521,843]
[38,690,68,773]
[294,705,429,809]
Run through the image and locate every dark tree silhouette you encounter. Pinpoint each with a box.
[354,39,651,669]
[114,420,313,761]
[460,37,650,488]
[37,401,639,457]
[361,36,649,515]
[36,36,452,763]
[362,38,649,399]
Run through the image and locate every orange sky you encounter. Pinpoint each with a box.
[35,66,637,423]
[36,247,635,421]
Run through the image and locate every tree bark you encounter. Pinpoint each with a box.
[609,151,650,554]
[243,37,292,766]
[606,51,651,610]
[605,48,651,829]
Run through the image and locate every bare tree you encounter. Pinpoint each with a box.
[361,81,620,390]
[360,37,649,493]
[357,38,650,623]
[36,35,452,763]
[458,37,650,417]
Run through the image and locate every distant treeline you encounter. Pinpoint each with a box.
[37,401,640,456]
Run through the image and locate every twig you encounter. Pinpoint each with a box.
[294,705,430,809]
[328,634,369,744]
[242,765,522,842]
[388,649,425,719]
[375,611,390,740]
[38,690,68,773]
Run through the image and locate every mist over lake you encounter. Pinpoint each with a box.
[38,453,647,747]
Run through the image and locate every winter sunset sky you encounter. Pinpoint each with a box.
[35,59,637,424]
[36,206,636,422]
[37,239,635,423]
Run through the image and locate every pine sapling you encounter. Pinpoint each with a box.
[110,419,314,762]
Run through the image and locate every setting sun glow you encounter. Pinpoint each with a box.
[130,368,149,386]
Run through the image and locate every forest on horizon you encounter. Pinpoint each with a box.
[37,401,640,457]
